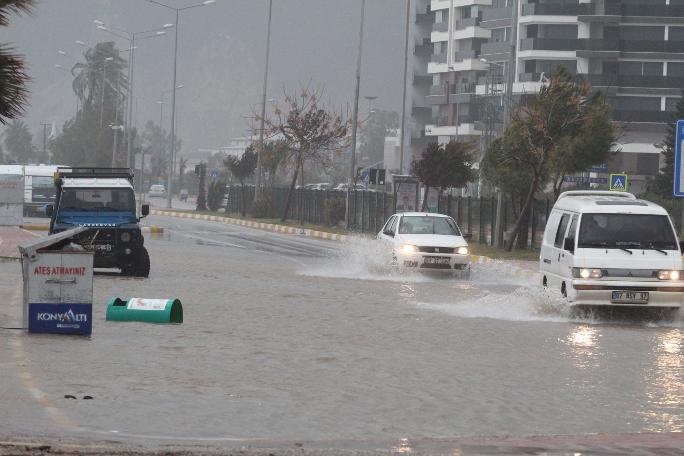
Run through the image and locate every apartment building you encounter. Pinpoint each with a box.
[412,0,684,193]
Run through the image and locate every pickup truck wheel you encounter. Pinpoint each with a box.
[134,247,150,278]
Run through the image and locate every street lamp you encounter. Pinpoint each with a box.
[95,20,171,170]
[146,0,216,209]
[254,0,273,205]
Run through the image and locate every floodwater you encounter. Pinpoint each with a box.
[1,216,684,445]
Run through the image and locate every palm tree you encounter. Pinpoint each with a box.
[71,41,127,116]
[4,119,33,162]
[0,0,35,124]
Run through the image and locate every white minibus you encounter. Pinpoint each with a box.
[540,191,684,311]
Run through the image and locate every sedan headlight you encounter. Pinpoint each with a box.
[456,246,469,255]
[400,244,419,254]
[572,268,603,279]
[658,270,682,281]
[120,232,131,243]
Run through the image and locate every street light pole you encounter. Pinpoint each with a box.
[147,0,215,209]
[254,0,273,204]
[493,0,518,249]
[399,0,410,175]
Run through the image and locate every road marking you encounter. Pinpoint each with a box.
[7,286,77,431]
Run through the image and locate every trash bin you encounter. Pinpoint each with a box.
[18,227,94,335]
[106,297,183,324]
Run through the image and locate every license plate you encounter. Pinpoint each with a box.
[84,244,112,252]
[611,291,649,304]
[424,256,450,265]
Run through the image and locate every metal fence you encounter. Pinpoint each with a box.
[224,185,558,249]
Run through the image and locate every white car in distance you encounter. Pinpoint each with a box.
[377,212,471,276]
[148,184,167,198]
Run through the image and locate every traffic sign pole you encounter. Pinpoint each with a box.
[674,120,684,197]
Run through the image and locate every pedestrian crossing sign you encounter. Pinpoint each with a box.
[610,173,628,192]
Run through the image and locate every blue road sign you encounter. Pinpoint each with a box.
[210,169,219,179]
[610,173,628,192]
[361,169,369,184]
[674,120,684,196]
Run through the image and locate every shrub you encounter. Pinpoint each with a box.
[325,197,346,227]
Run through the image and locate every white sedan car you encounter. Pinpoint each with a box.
[377,212,471,275]
[148,184,167,198]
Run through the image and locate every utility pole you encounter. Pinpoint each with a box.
[346,0,366,226]
[399,0,411,175]
[40,123,50,163]
[254,0,273,204]
[494,0,518,249]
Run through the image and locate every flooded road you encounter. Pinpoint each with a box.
[2,215,684,447]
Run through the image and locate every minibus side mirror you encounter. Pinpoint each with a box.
[680,240,684,253]
[463,233,473,240]
[563,237,575,253]
[141,204,149,218]
[44,204,53,217]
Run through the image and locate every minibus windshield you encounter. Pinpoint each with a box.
[578,213,678,250]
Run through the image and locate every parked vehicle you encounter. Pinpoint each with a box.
[304,182,331,190]
[540,191,684,313]
[334,183,367,191]
[377,212,470,276]
[148,184,167,198]
[179,188,189,202]
[47,168,151,277]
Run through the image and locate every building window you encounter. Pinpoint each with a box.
[621,26,665,41]
[619,61,663,76]
[670,27,684,42]
[668,62,684,77]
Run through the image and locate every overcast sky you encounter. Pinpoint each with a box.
[3,0,406,158]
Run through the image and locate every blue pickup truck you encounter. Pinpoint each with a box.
[46,168,151,277]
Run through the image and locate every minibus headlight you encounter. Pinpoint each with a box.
[658,270,682,281]
[573,268,603,279]
[456,246,469,255]
[400,244,419,254]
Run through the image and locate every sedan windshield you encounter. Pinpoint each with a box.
[578,213,678,250]
[399,216,461,235]
[58,188,135,212]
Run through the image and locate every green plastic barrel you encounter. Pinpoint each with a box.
[106,297,183,324]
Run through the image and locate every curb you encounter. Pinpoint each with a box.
[151,209,538,279]
[150,209,347,242]
[19,225,164,234]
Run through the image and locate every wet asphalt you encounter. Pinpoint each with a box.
[2,214,684,454]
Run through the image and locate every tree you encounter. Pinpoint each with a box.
[500,67,616,251]
[51,41,128,166]
[412,141,476,211]
[651,89,684,197]
[224,146,257,216]
[261,86,349,221]
[481,137,540,249]
[3,119,33,162]
[0,0,34,124]
[260,140,289,188]
[140,120,181,182]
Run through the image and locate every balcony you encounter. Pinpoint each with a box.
[454,49,479,62]
[432,21,448,33]
[431,52,447,64]
[521,3,589,16]
[622,4,684,18]
[621,40,684,54]
[577,74,684,90]
[577,38,620,52]
[455,17,481,30]
[520,38,579,52]
[480,41,510,57]
[482,7,511,23]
